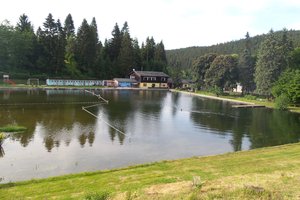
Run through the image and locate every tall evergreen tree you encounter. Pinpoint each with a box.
[108,23,122,61]
[0,21,14,71]
[118,31,133,77]
[64,14,75,38]
[132,38,141,70]
[75,18,99,75]
[238,32,255,94]
[16,14,34,33]
[141,37,156,71]
[254,29,293,95]
[13,14,37,72]
[55,19,66,74]
[64,36,80,77]
[38,13,59,73]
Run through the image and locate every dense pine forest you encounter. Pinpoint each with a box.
[0,13,167,79]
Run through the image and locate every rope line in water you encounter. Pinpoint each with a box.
[82,93,126,136]
[173,105,237,118]
[85,90,109,103]
[82,105,126,136]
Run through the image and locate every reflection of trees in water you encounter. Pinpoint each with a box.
[0,89,97,148]
[0,104,96,151]
[190,97,300,151]
[44,136,55,152]
[103,100,132,144]
[190,97,236,134]
[109,128,125,145]
[78,132,95,148]
[78,133,87,147]
[101,90,167,143]
[0,146,4,158]
[171,92,180,116]
[87,132,95,146]
[139,91,166,120]
[248,110,300,149]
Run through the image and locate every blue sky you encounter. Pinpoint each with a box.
[1,0,300,49]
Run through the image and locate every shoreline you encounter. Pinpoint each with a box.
[170,89,254,105]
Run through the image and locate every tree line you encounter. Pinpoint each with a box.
[166,30,300,70]
[0,13,167,79]
[188,30,300,106]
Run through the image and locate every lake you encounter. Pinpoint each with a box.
[0,89,299,183]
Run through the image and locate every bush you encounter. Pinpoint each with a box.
[244,95,257,100]
[0,132,5,146]
[275,94,290,110]
[209,86,223,96]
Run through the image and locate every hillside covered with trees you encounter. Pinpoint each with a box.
[167,29,300,108]
[0,13,167,79]
[166,30,300,70]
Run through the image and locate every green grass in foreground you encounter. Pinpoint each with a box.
[0,125,27,132]
[0,143,300,199]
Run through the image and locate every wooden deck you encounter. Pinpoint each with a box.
[232,104,265,108]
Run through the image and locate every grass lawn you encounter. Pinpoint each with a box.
[0,143,300,199]
[176,90,300,113]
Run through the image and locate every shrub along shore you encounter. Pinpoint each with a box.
[0,143,299,199]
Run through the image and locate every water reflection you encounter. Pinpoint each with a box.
[248,109,300,149]
[189,96,300,151]
[0,89,299,183]
[0,146,4,158]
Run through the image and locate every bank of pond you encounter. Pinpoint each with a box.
[0,142,299,199]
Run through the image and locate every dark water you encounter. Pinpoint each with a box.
[0,89,299,183]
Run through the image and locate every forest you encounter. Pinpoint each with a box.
[0,13,167,79]
[167,30,300,107]
[166,30,300,70]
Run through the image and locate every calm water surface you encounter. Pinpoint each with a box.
[0,89,299,183]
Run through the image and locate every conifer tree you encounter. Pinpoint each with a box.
[109,23,122,61]
[238,32,255,94]
[255,29,293,95]
[16,14,34,33]
[75,18,99,75]
[55,19,66,74]
[38,13,59,73]
[64,14,75,38]
[132,38,141,70]
[118,31,133,77]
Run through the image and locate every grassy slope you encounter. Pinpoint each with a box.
[177,90,300,113]
[0,143,300,199]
